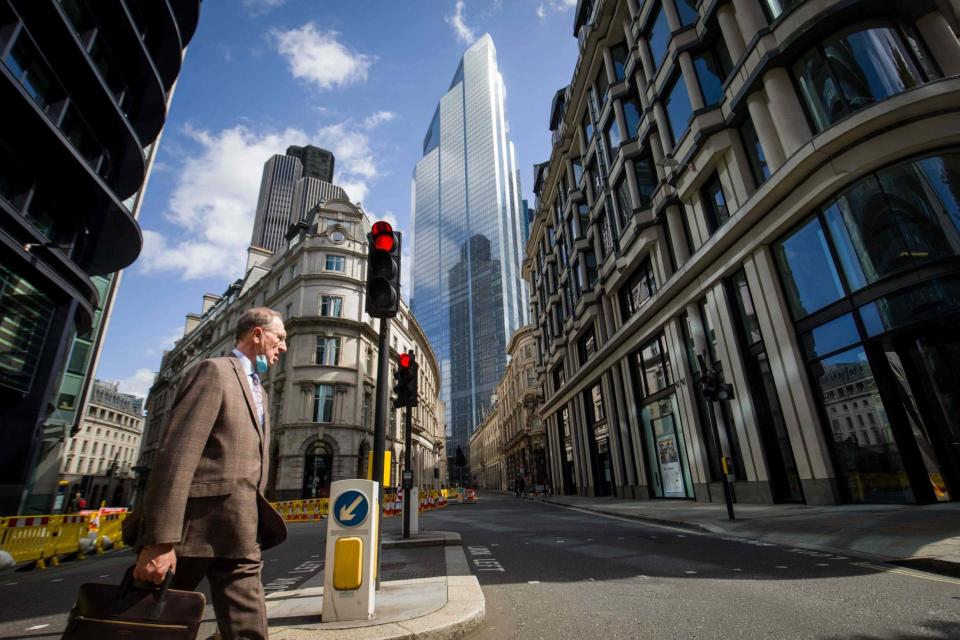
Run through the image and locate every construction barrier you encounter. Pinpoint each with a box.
[0,516,56,569]
[53,514,92,562]
[271,498,330,522]
[95,512,127,553]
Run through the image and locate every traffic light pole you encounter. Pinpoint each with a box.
[705,397,735,520]
[371,316,390,588]
[403,404,412,539]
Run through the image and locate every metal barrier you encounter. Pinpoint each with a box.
[52,514,92,564]
[271,498,329,522]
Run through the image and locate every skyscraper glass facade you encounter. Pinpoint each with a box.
[411,34,529,457]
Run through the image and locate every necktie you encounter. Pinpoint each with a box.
[251,372,264,428]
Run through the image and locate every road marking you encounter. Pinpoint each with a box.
[732,568,743,572]
[555,540,565,543]
[684,570,697,574]
[51,578,64,582]
[676,534,687,538]
[468,546,505,572]
[4,582,16,586]
[528,581,540,584]
[816,563,829,567]
[25,625,49,631]
[540,502,703,534]
[851,562,960,585]
[775,566,788,569]
[99,575,110,578]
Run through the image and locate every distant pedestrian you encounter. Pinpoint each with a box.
[519,476,526,497]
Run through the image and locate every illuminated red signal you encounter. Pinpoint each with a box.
[374,233,395,251]
[371,220,393,236]
[398,353,412,368]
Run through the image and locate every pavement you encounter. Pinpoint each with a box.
[519,491,960,575]
[265,530,484,640]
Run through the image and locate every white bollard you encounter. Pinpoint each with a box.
[321,479,379,622]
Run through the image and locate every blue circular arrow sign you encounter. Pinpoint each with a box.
[333,490,369,528]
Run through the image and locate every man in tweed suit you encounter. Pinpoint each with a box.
[125,307,289,640]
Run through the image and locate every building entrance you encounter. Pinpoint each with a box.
[871,328,960,503]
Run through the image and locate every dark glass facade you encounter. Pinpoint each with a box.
[0,0,200,514]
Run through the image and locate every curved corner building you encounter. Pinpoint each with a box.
[527,0,960,505]
[0,0,200,514]
[411,34,530,465]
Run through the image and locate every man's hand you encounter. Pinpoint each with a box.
[134,544,176,584]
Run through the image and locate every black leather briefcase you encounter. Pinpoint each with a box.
[62,567,205,639]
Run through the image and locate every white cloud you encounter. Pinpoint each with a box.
[271,23,375,90]
[113,368,156,401]
[446,1,476,45]
[242,0,285,16]
[139,115,391,281]
[362,111,396,129]
[537,0,577,18]
[145,326,185,357]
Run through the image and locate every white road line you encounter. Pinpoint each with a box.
[684,570,697,574]
[25,624,49,631]
[851,561,960,585]
[4,582,17,586]
[816,563,829,567]
[732,568,743,572]
[50,578,64,582]
[528,581,540,584]
[538,502,705,535]
[99,575,110,578]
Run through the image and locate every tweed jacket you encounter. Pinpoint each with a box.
[123,356,286,557]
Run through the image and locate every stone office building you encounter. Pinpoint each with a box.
[138,198,446,501]
[526,0,960,506]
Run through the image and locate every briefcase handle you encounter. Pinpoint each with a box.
[115,566,175,621]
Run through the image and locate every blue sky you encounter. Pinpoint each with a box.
[97,0,580,398]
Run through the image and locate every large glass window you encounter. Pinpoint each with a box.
[605,117,621,154]
[693,45,732,107]
[0,265,55,393]
[325,255,345,272]
[675,0,699,27]
[773,216,846,319]
[646,4,671,70]
[316,336,341,366]
[313,385,334,422]
[701,172,731,232]
[619,257,657,321]
[622,97,642,142]
[611,42,629,82]
[793,24,927,133]
[4,33,64,114]
[636,334,673,396]
[633,151,657,209]
[664,72,694,145]
[320,295,342,317]
[614,175,632,225]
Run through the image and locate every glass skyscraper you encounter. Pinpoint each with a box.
[411,34,529,459]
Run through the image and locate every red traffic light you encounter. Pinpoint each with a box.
[398,353,412,368]
[372,221,395,251]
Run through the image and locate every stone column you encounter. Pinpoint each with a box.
[662,0,683,31]
[602,46,617,85]
[665,205,691,266]
[649,128,668,181]
[624,158,643,210]
[763,67,810,157]
[917,11,960,76]
[716,3,746,61]
[626,0,639,19]
[633,68,651,109]
[731,0,768,45]
[636,37,656,82]
[679,52,706,111]
[613,98,629,145]
[746,91,786,172]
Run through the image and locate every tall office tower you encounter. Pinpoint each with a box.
[250,154,303,253]
[287,144,335,183]
[0,0,200,514]
[291,176,348,222]
[411,34,529,461]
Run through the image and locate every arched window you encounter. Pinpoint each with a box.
[302,441,333,498]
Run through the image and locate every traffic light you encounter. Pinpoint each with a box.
[366,220,401,318]
[393,351,419,408]
[699,368,734,402]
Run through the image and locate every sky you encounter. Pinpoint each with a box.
[97,0,581,399]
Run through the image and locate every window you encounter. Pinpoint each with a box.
[595,66,609,105]
[313,384,334,422]
[701,172,731,232]
[632,151,657,210]
[316,336,341,366]
[604,118,622,154]
[741,117,770,186]
[614,176,633,224]
[325,255,345,272]
[0,265,55,392]
[763,0,804,20]
[622,97,641,141]
[577,327,597,366]
[646,4,671,70]
[634,334,673,397]
[552,364,565,391]
[793,24,927,133]
[675,0,699,27]
[572,159,584,186]
[320,295,343,317]
[611,42,629,82]
[66,340,91,375]
[693,44,732,107]
[664,72,694,145]
[582,111,594,144]
[620,257,657,320]
[4,32,65,114]
[773,216,845,319]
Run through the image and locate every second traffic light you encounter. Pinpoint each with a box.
[366,220,401,318]
[698,368,734,402]
[393,351,419,408]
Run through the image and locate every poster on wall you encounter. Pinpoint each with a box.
[654,413,686,497]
